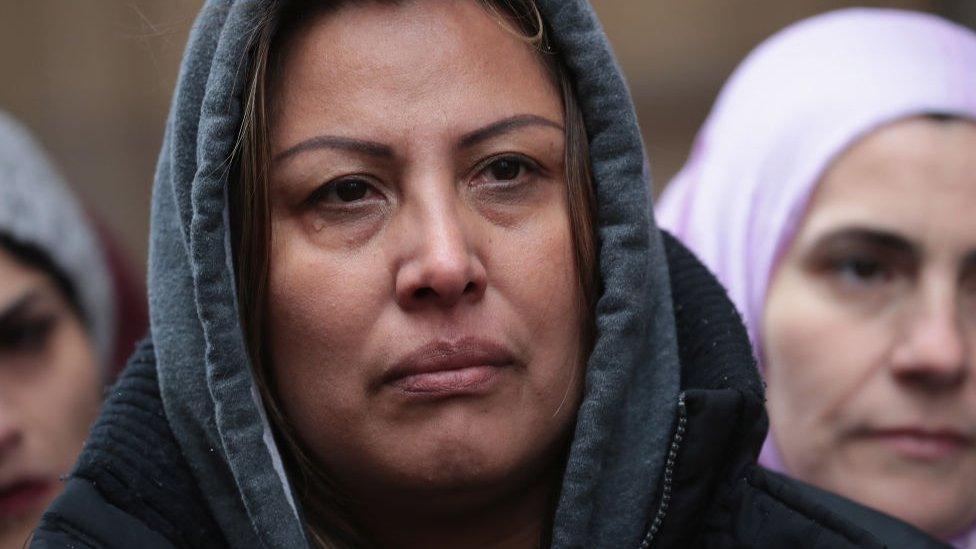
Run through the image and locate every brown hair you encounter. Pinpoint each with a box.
[229,1,597,545]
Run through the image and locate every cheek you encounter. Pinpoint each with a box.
[488,204,584,399]
[763,270,890,467]
[763,307,850,413]
[266,233,389,403]
[27,319,102,471]
[493,220,577,325]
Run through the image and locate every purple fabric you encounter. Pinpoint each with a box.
[655,8,976,545]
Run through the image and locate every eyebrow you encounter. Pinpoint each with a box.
[811,228,976,278]
[457,114,564,150]
[0,292,41,331]
[810,227,919,257]
[273,114,564,164]
[274,136,394,163]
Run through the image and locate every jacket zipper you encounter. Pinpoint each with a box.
[639,392,688,549]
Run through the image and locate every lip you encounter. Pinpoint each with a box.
[0,478,53,519]
[381,337,517,397]
[862,427,974,461]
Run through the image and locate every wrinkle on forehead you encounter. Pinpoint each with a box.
[272,0,561,152]
[798,118,976,260]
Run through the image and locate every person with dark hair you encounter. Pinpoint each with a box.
[34,2,943,547]
[0,112,117,548]
[658,9,976,546]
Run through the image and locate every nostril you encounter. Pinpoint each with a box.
[463,282,476,294]
[414,287,434,300]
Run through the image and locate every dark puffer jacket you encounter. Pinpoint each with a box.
[32,233,946,548]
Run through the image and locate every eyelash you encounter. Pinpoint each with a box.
[304,153,545,208]
[472,153,542,183]
[0,315,57,354]
[304,175,383,209]
[815,249,917,298]
[830,255,891,282]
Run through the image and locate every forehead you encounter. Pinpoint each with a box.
[800,118,976,248]
[273,0,561,145]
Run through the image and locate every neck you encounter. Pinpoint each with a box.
[352,468,559,549]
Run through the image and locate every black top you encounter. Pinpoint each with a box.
[31,233,948,548]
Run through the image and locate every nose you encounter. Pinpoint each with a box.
[890,286,969,389]
[394,202,487,311]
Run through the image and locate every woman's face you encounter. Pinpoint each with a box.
[764,117,976,537]
[266,0,583,512]
[0,248,101,547]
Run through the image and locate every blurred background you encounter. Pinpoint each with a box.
[1,1,973,276]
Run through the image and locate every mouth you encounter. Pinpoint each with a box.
[381,337,517,398]
[0,478,52,519]
[862,427,974,461]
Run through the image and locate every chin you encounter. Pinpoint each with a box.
[886,489,975,539]
[831,468,976,539]
[875,495,974,540]
[0,517,38,549]
[350,447,530,517]
[366,417,565,503]
[393,431,532,490]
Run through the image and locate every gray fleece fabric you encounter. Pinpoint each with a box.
[148,1,681,547]
[0,112,115,366]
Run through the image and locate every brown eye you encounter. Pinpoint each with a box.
[0,315,57,354]
[487,157,524,181]
[837,257,888,282]
[335,180,370,202]
[307,177,380,207]
[825,254,905,295]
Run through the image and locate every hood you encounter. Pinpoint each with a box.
[0,111,116,368]
[148,1,681,547]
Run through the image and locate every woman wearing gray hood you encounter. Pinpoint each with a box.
[32,1,946,548]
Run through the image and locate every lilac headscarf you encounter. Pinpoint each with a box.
[655,8,976,545]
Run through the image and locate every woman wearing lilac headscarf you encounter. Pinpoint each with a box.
[657,8,976,545]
